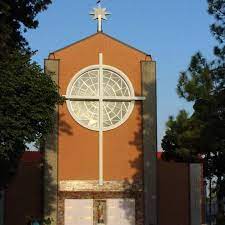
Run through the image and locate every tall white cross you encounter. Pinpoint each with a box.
[65,53,145,185]
[90,6,110,32]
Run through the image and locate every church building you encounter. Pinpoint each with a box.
[0,3,205,225]
[44,4,157,225]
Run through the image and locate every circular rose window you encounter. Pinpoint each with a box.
[66,65,135,131]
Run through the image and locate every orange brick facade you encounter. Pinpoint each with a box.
[50,33,150,182]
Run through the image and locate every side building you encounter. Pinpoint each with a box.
[1,151,205,225]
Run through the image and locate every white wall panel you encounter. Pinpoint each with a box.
[65,199,93,225]
[107,199,135,225]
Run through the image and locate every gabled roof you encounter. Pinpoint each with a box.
[50,32,150,57]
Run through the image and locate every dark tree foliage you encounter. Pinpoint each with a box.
[0,0,52,54]
[0,51,61,190]
[161,110,201,163]
[162,1,225,223]
[163,53,216,163]
[208,0,225,60]
[177,53,214,101]
[0,0,63,190]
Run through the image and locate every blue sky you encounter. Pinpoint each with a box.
[25,0,216,149]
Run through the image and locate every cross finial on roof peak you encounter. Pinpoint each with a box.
[90,5,110,32]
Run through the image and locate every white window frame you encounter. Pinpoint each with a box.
[66,64,135,131]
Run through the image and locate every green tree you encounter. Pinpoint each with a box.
[208,0,225,61]
[162,1,225,224]
[0,0,62,190]
[0,51,61,190]
[161,110,201,163]
[0,0,52,54]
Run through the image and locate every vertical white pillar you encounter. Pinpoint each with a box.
[98,15,102,32]
[99,53,104,185]
[190,164,202,225]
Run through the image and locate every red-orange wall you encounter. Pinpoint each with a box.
[4,153,205,225]
[50,33,150,181]
[158,161,190,225]
[5,152,43,225]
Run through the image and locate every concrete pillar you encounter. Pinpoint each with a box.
[44,59,59,225]
[190,163,202,225]
[141,61,157,225]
